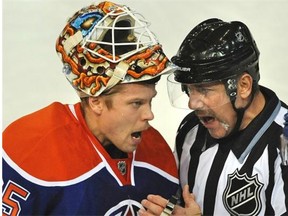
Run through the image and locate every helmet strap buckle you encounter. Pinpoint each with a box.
[63,31,83,54]
[106,61,129,89]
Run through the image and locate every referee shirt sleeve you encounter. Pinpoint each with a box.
[272,156,288,215]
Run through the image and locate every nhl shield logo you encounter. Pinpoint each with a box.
[117,161,126,175]
[223,169,263,216]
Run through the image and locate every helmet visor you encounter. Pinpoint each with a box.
[167,73,233,109]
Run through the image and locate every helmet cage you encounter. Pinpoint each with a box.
[83,5,158,63]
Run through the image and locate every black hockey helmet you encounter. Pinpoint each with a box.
[171,18,260,84]
[168,18,261,137]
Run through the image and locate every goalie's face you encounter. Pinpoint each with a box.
[93,83,157,153]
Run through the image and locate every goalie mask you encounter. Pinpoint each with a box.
[56,1,173,97]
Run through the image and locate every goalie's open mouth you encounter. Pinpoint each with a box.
[131,131,142,139]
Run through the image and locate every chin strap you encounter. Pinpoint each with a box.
[226,90,255,138]
[223,74,256,137]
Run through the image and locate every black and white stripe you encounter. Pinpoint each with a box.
[175,86,288,215]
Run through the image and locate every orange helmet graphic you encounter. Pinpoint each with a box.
[56,1,173,97]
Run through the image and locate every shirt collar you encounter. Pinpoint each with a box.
[206,86,280,159]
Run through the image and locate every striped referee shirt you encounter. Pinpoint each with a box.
[175,86,288,215]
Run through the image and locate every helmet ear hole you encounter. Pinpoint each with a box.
[96,66,106,74]
[101,20,136,55]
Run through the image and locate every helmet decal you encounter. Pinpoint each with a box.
[56,1,172,97]
[235,31,245,43]
[71,12,103,37]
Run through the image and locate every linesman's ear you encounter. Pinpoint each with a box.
[238,73,253,100]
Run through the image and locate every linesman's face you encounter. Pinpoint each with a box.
[187,82,237,139]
